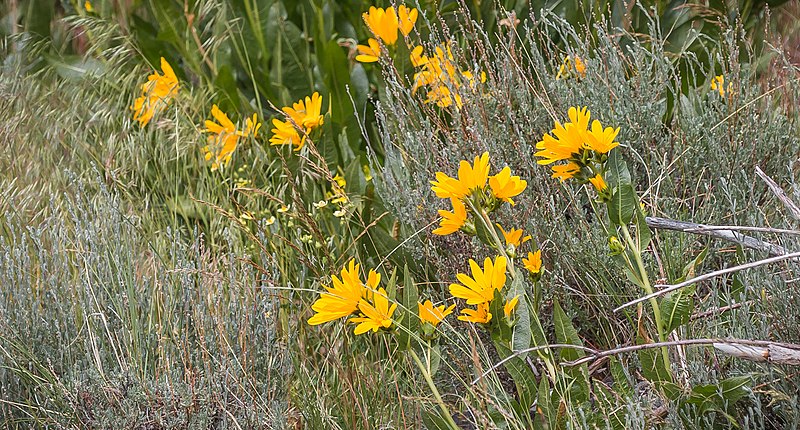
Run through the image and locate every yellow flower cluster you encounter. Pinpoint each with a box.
[555,55,587,80]
[535,106,619,194]
[430,152,526,235]
[270,92,325,151]
[410,43,486,108]
[131,57,179,127]
[202,105,261,171]
[710,75,733,97]
[356,5,418,63]
[307,259,397,335]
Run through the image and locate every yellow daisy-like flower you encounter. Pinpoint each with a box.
[503,295,519,318]
[551,162,580,181]
[84,0,93,12]
[556,55,587,80]
[132,57,179,127]
[350,287,398,335]
[397,5,418,36]
[202,105,261,171]
[497,225,531,248]
[362,6,399,46]
[584,120,619,154]
[433,198,467,236]
[588,174,607,192]
[418,300,456,327]
[489,166,527,205]
[356,38,381,63]
[283,92,324,130]
[534,106,591,165]
[308,259,365,325]
[458,303,492,324]
[430,152,490,200]
[269,119,305,151]
[449,256,507,305]
[410,45,428,67]
[522,250,542,275]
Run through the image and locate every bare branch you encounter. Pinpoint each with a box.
[645,216,791,257]
[614,251,800,312]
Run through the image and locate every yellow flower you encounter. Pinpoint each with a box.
[362,6,399,45]
[489,166,527,205]
[497,225,531,248]
[418,300,456,327]
[588,174,607,192]
[411,42,484,109]
[534,106,591,165]
[410,45,428,67]
[283,92,324,130]
[504,295,519,318]
[584,120,619,154]
[430,152,490,200]
[397,5,418,36]
[449,256,507,305]
[202,105,261,171]
[522,250,542,275]
[710,75,726,97]
[84,1,93,12]
[356,38,381,63]
[132,57,179,127]
[308,259,364,325]
[458,303,492,324]
[556,55,587,80]
[349,287,398,335]
[433,198,467,236]
[269,119,305,151]
[551,162,580,181]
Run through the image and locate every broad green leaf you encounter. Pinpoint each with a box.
[492,338,538,410]
[397,265,418,350]
[660,284,696,334]
[609,183,636,225]
[421,408,451,430]
[637,336,673,383]
[553,300,589,403]
[633,203,652,252]
[609,357,632,396]
[536,375,555,429]
[510,277,531,355]
[606,149,632,187]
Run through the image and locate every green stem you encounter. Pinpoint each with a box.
[409,348,460,430]
[467,200,516,277]
[619,224,673,377]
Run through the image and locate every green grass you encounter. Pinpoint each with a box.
[2,0,800,428]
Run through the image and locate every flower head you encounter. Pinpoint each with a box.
[284,92,324,130]
[397,5,418,36]
[363,6,399,45]
[202,105,260,171]
[449,256,507,305]
[551,162,580,181]
[433,198,468,236]
[489,166,527,205]
[588,174,607,192]
[503,295,519,318]
[356,38,382,63]
[711,75,726,97]
[132,57,179,127]
[497,225,531,248]
[458,303,492,324]
[308,259,365,325]
[522,250,542,275]
[585,120,619,154]
[349,287,398,335]
[418,300,456,327]
[269,119,305,151]
[535,107,591,165]
[430,152,490,200]
[556,55,587,80]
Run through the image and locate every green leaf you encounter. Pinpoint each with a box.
[637,337,673,383]
[421,408,451,430]
[536,375,555,429]
[397,265,418,350]
[633,203,652,252]
[660,284,696,334]
[606,149,632,187]
[510,277,532,355]
[492,338,538,410]
[609,183,636,225]
[718,375,752,403]
[553,300,589,403]
[609,357,632,396]
[428,343,441,376]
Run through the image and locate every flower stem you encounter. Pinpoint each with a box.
[409,348,460,429]
[619,224,673,378]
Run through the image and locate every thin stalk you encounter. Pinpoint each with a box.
[409,348,460,430]
[619,224,672,377]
